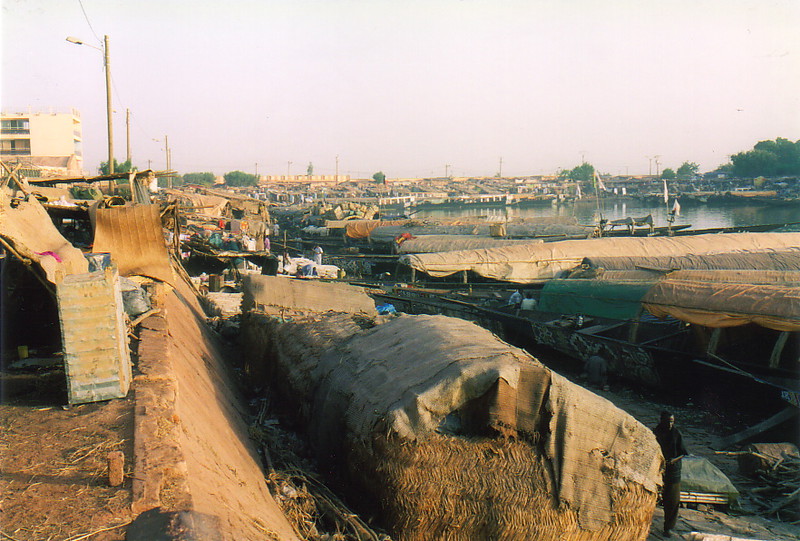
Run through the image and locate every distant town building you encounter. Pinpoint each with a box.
[1,108,84,176]
[262,174,349,184]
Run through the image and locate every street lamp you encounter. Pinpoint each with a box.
[67,35,114,174]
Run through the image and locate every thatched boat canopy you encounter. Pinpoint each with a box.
[243,311,663,540]
[399,232,800,283]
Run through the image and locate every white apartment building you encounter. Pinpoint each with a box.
[1,108,84,176]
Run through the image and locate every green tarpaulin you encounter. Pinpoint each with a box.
[537,279,655,320]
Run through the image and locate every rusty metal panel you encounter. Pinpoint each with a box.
[56,265,131,405]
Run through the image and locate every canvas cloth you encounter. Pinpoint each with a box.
[400,232,800,283]
[0,191,88,282]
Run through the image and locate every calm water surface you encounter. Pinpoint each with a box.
[414,201,800,232]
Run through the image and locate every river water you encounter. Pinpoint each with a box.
[413,200,800,232]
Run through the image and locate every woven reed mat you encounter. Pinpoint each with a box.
[93,205,175,284]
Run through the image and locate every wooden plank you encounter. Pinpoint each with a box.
[716,407,797,449]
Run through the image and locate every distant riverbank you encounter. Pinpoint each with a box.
[413,200,800,232]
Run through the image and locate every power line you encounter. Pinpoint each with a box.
[76,0,102,44]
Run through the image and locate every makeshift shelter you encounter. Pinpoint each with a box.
[244,312,662,541]
[400,232,800,283]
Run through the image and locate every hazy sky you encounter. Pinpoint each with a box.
[2,0,798,178]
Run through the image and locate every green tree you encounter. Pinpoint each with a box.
[729,137,800,177]
[372,171,386,183]
[676,162,699,179]
[223,170,259,187]
[98,159,137,175]
[560,163,595,182]
[731,149,779,178]
[307,162,314,176]
[183,172,216,186]
[661,168,676,180]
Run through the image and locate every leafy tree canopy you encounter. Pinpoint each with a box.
[676,162,699,179]
[183,172,216,186]
[560,163,595,182]
[99,158,137,175]
[307,162,314,176]
[223,170,259,187]
[661,168,676,180]
[729,137,800,177]
[372,171,386,183]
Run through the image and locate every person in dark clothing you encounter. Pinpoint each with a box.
[654,411,688,537]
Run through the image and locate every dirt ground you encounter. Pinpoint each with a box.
[0,388,134,541]
[585,382,800,541]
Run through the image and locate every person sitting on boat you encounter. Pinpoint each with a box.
[520,291,537,311]
[507,289,523,309]
[584,354,609,391]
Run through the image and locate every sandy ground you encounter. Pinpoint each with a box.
[0,393,134,541]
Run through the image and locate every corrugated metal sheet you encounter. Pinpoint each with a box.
[56,266,131,405]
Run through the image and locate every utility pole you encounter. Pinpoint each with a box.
[164,135,171,188]
[66,35,114,174]
[654,155,662,176]
[335,155,339,180]
[104,35,113,174]
[646,156,653,176]
[126,108,131,164]
[498,157,503,178]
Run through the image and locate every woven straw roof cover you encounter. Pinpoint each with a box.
[308,314,662,530]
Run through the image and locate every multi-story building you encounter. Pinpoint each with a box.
[1,108,84,176]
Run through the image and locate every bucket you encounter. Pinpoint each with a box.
[208,274,222,292]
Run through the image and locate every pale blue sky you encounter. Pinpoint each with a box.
[2,0,798,177]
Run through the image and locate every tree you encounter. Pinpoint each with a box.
[307,162,314,176]
[98,159,137,175]
[223,170,259,187]
[661,168,676,180]
[729,137,800,177]
[731,149,779,178]
[372,171,386,184]
[560,163,595,182]
[676,162,699,179]
[183,172,216,186]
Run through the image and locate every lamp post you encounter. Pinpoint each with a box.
[67,35,114,174]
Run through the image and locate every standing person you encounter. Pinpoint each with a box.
[313,245,323,265]
[507,289,522,309]
[654,411,688,538]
